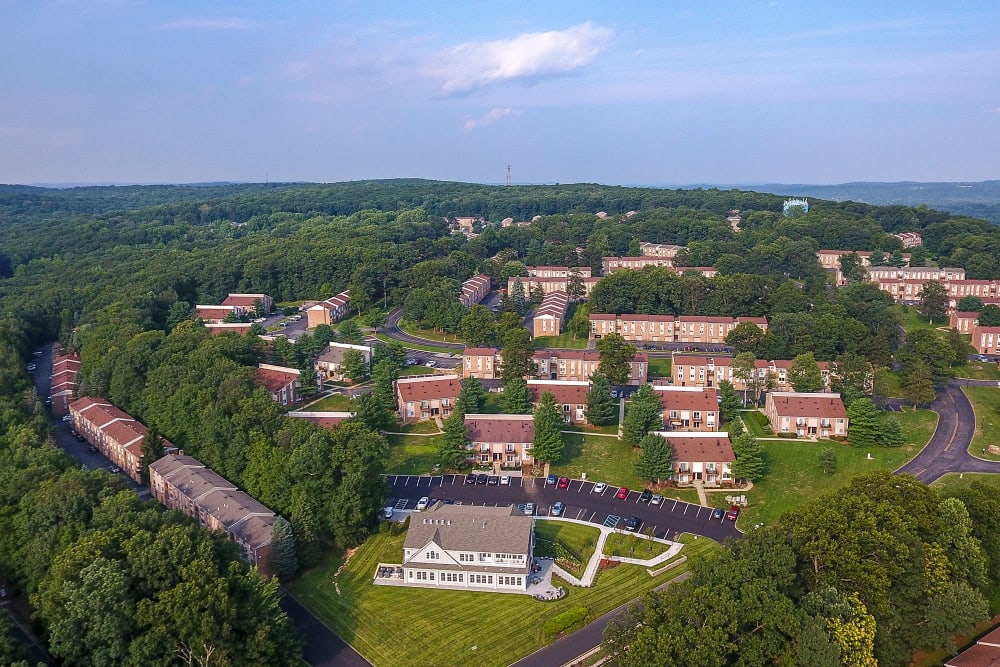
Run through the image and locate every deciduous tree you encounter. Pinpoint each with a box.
[596,333,637,385]
[919,280,949,323]
[789,352,825,392]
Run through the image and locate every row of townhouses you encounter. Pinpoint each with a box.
[671,353,835,392]
[305,290,352,328]
[590,314,768,344]
[50,353,80,417]
[532,291,569,337]
[462,347,649,384]
[70,397,177,483]
[195,293,273,323]
[460,274,492,308]
[149,453,278,578]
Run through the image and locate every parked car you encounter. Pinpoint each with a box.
[416,496,430,511]
[465,473,477,484]
[499,475,510,485]
[523,502,536,515]
[546,474,557,485]
[616,487,630,500]
[592,482,607,494]
[383,506,394,519]
[712,507,725,520]
[557,477,569,489]
[725,505,740,521]
[406,358,418,365]
[107,466,121,474]
[476,474,488,485]
[650,494,663,506]
[44,397,52,406]
[74,432,85,442]
[624,516,642,532]
[424,360,437,368]
[61,414,73,422]
[487,475,500,486]
[639,489,653,503]
[88,446,97,453]
[551,501,564,517]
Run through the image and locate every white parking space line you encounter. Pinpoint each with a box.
[683,503,690,514]
[696,507,703,517]
[588,511,596,522]
[672,499,679,511]
[404,476,411,485]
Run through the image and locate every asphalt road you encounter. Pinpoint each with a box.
[895,381,1000,484]
[385,474,742,543]
[384,307,464,350]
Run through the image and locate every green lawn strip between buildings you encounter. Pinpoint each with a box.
[372,332,456,355]
[534,521,601,578]
[956,361,1000,381]
[740,410,773,437]
[301,393,355,411]
[646,356,672,379]
[531,333,589,349]
[964,386,1000,461]
[289,528,719,667]
[386,434,444,475]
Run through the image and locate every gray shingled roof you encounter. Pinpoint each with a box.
[403,504,533,555]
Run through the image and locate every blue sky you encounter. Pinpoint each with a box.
[2,1,998,185]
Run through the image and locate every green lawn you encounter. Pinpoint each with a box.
[740,436,923,527]
[647,357,672,379]
[302,393,355,411]
[893,304,943,334]
[534,520,601,578]
[386,434,444,475]
[957,361,1000,381]
[931,472,1000,495]
[398,365,441,377]
[398,319,466,344]
[964,386,1000,461]
[532,333,589,349]
[373,333,457,355]
[560,423,620,436]
[393,420,441,435]
[892,406,939,449]
[603,533,671,559]
[740,410,773,437]
[289,529,719,667]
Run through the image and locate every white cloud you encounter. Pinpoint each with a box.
[432,22,612,94]
[464,107,519,132]
[159,17,251,31]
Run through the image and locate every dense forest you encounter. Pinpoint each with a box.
[3,180,1000,665]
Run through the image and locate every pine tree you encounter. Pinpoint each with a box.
[439,408,469,469]
[718,380,743,422]
[585,373,618,426]
[510,277,528,315]
[731,432,765,482]
[532,393,564,466]
[634,433,673,483]
[847,398,880,448]
[567,267,586,301]
[529,283,546,306]
[622,384,663,447]
[269,516,299,579]
[880,415,905,448]
[502,377,531,413]
[139,424,166,485]
[818,447,838,475]
[457,377,488,413]
[500,327,537,382]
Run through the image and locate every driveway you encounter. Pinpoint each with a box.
[385,474,741,544]
[895,381,1000,484]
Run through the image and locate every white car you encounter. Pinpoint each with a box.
[424,360,437,368]
[650,494,663,506]
[592,482,607,494]
[61,414,73,422]
[383,506,394,519]
[416,496,430,511]
[523,502,536,515]
[500,475,510,485]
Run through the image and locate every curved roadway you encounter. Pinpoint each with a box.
[895,380,1000,483]
[383,307,464,350]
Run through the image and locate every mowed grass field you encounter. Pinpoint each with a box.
[289,528,719,667]
[964,386,1000,461]
[740,408,936,527]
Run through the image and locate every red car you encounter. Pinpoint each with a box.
[557,477,569,489]
[725,505,740,521]
[616,487,629,500]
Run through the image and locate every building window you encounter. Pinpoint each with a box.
[427,550,438,560]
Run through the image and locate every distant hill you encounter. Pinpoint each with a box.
[739,181,1000,225]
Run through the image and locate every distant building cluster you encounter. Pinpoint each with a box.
[893,231,922,248]
[782,198,809,215]
[590,314,767,345]
[306,290,351,328]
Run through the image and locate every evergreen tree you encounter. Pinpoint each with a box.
[351,391,394,432]
[596,332,637,385]
[818,447,838,475]
[945,328,969,365]
[622,384,663,447]
[634,433,673,483]
[880,415,905,448]
[439,408,469,469]
[585,373,618,426]
[298,366,319,398]
[718,380,743,422]
[269,516,299,579]
[371,358,399,408]
[979,305,1000,327]
[501,376,531,413]
[902,359,936,408]
[457,377,487,413]
[566,302,591,339]
[510,277,528,315]
[529,282,546,306]
[956,296,984,312]
[830,351,871,406]
[338,319,364,345]
[847,398,880,448]
[731,432,766,482]
[789,352,825,392]
[532,393,564,468]
[139,424,166,485]
[567,267,586,300]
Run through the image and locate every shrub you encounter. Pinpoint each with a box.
[542,607,589,640]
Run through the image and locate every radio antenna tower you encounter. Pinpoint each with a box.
[506,164,511,186]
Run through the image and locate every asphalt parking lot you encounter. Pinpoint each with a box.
[384,474,742,543]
